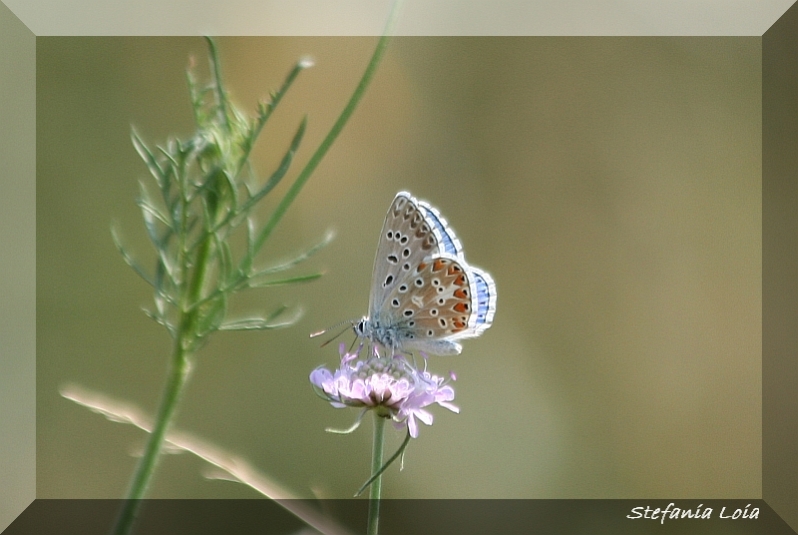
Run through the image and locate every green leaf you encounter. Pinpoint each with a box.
[131,130,166,189]
[138,183,172,231]
[218,304,300,331]
[235,57,313,176]
[252,230,334,276]
[155,244,179,287]
[355,429,412,497]
[195,292,228,337]
[250,116,307,206]
[248,272,324,288]
[142,307,176,338]
[217,235,234,284]
[205,37,231,134]
[111,225,155,288]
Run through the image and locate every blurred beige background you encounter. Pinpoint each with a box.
[36,37,760,500]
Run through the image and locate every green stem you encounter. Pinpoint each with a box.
[111,342,192,535]
[113,189,215,535]
[367,414,387,535]
[252,0,403,254]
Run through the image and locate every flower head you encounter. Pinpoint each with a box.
[310,344,458,438]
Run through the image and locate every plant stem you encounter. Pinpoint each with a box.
[253,0,403,253]
[113,192,214,535]
[367,414,387,535]
[111,342,193,535]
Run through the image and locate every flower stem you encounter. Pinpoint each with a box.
[367,414,387,535]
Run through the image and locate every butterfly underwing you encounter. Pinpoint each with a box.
[354,191,496,356]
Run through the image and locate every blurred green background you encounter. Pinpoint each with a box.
[37,37,760,500]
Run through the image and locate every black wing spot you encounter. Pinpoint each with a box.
[402,248,411,258]
[403,309,414,317]
[402,263,411,271]
[430,309,438,316]
[400,235,409,245]
[384,274,394,287]
[414,278,424,287]
[398,284,408,293]
[391,298,400,307]
[387,254,398,264]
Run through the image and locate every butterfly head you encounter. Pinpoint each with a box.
[353,317,368,339]
[353,315,400,353]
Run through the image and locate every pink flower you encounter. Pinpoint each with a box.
[310,344,459,438]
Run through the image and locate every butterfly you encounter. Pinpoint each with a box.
[353,191,496,356]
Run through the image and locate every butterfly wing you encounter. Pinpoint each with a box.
[368,192,445,317]
[417,200,463,257]
[469,266,497,334]
[374,254,495,355]
[365,191,497,356]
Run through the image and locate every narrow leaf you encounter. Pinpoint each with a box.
[205,37,231,134]
[355,430,412,497]
[218,304,301,331]
[250,117,307,206]
[111,225,155,288]
[253,230,334,276]
[195,293,227,337]
[248,272,323,288]
[235,57,314,176]
[141,307,176,338]
[131,130,166,189]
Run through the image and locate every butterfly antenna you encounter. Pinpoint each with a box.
[310,320,355,348]
[310,319,351,339]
